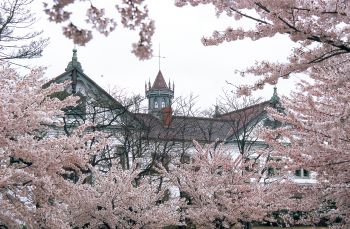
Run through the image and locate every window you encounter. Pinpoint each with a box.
[266,166,281,176]
[267,167,277,176]
[161,101,165,108]
[295,169,310,178]
[244,157,260,172]
[154,101,158,108]
[266,158,281,177]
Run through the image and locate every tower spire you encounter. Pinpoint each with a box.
[151,71,168,89]
[159,44,161,71]
[153,43,165,71]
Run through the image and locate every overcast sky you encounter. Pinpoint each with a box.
[25,0,297,110]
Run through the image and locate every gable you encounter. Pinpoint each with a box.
[45,69,117,103]
[45,66,146,132]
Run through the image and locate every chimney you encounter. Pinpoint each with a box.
[162,107,172,126]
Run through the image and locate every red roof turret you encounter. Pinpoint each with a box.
[151,70,168,89]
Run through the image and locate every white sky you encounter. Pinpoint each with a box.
[24,0,298,110]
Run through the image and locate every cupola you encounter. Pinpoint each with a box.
[145,70,174,119]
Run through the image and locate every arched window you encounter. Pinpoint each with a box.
[161,101,165,108]
[154,101,158,108]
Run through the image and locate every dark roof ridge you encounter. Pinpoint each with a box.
[217,100,270,117]
[134,113,237,123]
[172,115,234,122]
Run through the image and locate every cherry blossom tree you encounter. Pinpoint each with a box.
[165,141,274,228]
[40,0,350,227]
[68,166,180,229]
[43,0,154,60]
[0,64,181,228]
[175,0,350,94]
[173,0,350,226]
[0,64,87,227]
[44,0,350,67]
[261,56,350,227]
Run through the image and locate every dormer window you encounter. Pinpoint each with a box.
[295,169,310,178]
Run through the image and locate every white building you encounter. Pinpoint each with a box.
[46,49,315,183]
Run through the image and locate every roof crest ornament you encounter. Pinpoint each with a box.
[65,48,83,72]
[270,86,280,104]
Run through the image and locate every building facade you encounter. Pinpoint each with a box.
[46,49,315,183]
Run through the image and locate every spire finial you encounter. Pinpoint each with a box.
[72,48,77,61]
[153,43,165,71]
[159,44,161,70]
[65,48,83,72]
[270,86,280,104]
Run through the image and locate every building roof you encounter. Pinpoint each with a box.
[133,96,282,143]
[47,49,280,145]
[151,70,168,90]
[217,87,282,122]
[44,49,126,111]
[134,113,235,143]
[217,101,269,122]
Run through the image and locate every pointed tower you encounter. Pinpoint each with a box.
[145,70,174,118]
